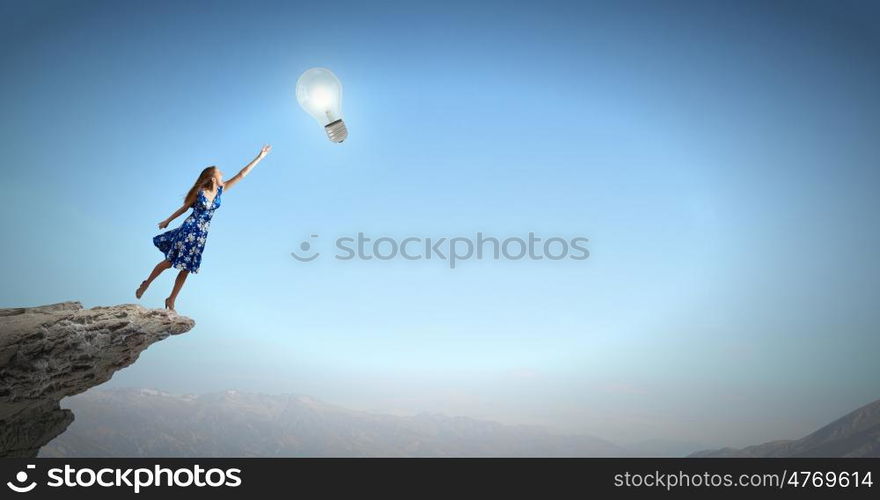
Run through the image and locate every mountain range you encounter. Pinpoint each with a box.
[43,388,880,458]
[691,398,880,457]
[40,388,626,457]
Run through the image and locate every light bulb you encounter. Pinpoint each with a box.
[296,67,348,143]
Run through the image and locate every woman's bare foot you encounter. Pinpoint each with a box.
[164,297,175,312]
[136,280,148,299]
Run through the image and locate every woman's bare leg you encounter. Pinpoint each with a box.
[137,259,172,298]
[165,269,189,311]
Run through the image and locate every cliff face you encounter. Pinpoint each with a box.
[0,302,194,457]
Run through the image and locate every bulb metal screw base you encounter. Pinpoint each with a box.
[324,119,348,143]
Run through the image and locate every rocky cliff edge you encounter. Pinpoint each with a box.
[0,302,194,457]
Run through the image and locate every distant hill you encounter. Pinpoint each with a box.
[40,388,625,457]
[691,399,880,457]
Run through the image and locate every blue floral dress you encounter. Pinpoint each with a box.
[153,186,222,273]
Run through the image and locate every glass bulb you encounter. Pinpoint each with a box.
[296,67,348,143]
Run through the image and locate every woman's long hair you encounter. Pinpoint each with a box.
[184,166,218,207]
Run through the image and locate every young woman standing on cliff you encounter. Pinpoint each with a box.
[135,145,272,311]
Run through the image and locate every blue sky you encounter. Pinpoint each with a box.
[1,0,878,448]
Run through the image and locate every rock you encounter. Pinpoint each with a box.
[2,400,74,458]
[0,301,194,457]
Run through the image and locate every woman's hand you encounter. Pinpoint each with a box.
[225,146,271,191]
[158,219,169,229]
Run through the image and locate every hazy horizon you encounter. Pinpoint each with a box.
[2,0,879,452]
[53,385,878,455]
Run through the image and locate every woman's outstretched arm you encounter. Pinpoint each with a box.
[158,204,190,229]
[223,144,271,191]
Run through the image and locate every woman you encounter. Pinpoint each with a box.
[136,144,272,311]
